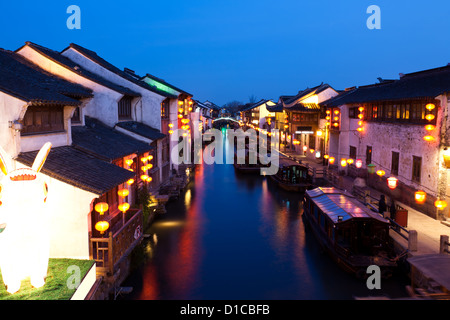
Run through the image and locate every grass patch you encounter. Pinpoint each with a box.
[0,258,95,300]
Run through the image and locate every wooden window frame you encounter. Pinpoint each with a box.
[412,156,422,183]
[118,96,133,120]
[21,105,65,136]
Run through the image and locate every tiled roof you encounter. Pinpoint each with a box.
[0,48,92,106]
[20,42,141,97]
[115,121,166,141]
[143,73,193,97]
[16,146,135,195]
[320,65,450,107]
[63,43,178,99]
[72,117,153,161]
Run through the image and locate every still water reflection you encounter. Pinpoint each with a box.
[123,137,409,300]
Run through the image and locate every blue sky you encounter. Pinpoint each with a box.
[1,0,449,106]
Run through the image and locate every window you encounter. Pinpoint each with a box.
[366,146,372,165]
[72,107,81,123]
[348,107,358,119]
[161,100,169,119]
[21,105,64,135]
[412,156,421,183]
[118,96,133,120]
[391,151,399,175]
[349,146,357,159]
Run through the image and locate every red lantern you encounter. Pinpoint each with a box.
[415,191,426,204]
[355,159,363,168]
[387,177,398,190]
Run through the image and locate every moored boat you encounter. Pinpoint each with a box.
[269,157,313,192]
[302,187,397,278]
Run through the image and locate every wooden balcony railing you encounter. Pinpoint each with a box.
[90,208,143,276]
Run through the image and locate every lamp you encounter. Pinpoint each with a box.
[95,202,109,215]
[329,157,335,165]
[415,191,426,204]
[355,159,363,168]
[95,221,109,234]
[367,164,376,174]
[443,148,450,168]
[376,170,385,177]
[340,159,347,167]
[435,200,448,210]
[387,177,398,190]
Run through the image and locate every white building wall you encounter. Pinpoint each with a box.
[17,45,124,128]
[61,48,164,131]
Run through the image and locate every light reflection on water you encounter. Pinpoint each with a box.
[122,136,409,300]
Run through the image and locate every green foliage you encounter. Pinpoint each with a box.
[0,259,94,300]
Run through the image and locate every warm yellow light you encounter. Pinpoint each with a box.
[168,123,174,128]
[146,176,153,182]
[426,103,435,111]
[118,202,130,213]
[310,149,314,154]
[169,130,174,134]
[316,130,323,137]
[329,157,335,164]
[324,154,329,159]
[148,155,153,161]
[435,200,448,210]
[415,191,426,204]
[127,178,135,185]
[334,110,340,115]
[117,189,129,198]
[178,101,183,106]
[358,121,363,126]
[141,174,149,181]
[358,114,363,119]
[426,114,435,121]
[303,146,308,152]
[95,202,109,215]
[326,116,330,120]
[95,221,109,234]
[178,108,184,113]
[178,114,183,119]
[425,125,435,131]
[423,135,435,142]
[125,159,133,166]
[333,123,339,127]
[347,159,354,165]
[376,170,385,177]
[358,107,364,112]
[357,127,363,132]
[340,159,347,167]
[326,110,331,114]
[333,116,339,121]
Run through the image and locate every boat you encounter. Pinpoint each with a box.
[302,187,397,278]
[269,157,313,192]
[233,148,270,174]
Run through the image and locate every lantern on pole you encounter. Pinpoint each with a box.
[367,164,376,174]
[376,170,385,177]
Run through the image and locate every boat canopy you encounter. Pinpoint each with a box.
[305,187,389,224]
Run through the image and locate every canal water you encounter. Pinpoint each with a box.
[122,133,410,300]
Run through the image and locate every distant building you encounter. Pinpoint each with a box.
[321,65,450,220]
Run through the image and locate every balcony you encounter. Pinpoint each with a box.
[89,208,143,276]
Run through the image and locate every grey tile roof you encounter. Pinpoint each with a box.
[16,146,135,195]
[20,42,141,97]
[72,117,153,161]
[0,48,92,106]
[320,65,450,107]
[64,43,178,99]
[115,121,166,141]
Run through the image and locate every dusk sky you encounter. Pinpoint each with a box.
[1,0,449,106]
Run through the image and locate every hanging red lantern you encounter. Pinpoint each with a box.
[387,177,398,190]
[415,191,426,204]
[355,159,363,168]
[94,202,109,215]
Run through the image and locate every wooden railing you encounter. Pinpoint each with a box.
[90,208,143,276]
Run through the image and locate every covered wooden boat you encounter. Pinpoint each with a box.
[303,187,397,278]
[269,157,313,192]
[233,149,270,173]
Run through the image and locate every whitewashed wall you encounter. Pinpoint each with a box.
[61,48,164,131]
